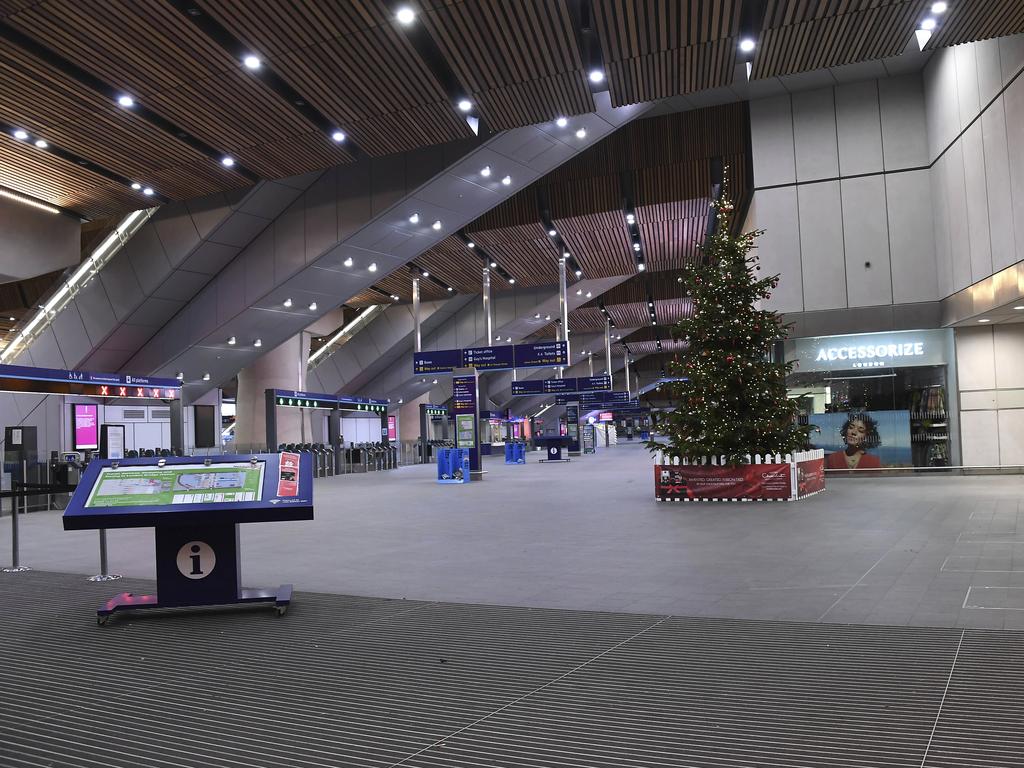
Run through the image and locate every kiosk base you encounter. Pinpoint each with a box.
[96,585,293,625]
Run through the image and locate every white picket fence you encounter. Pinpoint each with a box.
[653,448,825,502]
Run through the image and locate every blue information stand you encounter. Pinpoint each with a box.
[437,448,470,483]
[63,453,314,624]
[504,443,526,464]
[536,436,572,463]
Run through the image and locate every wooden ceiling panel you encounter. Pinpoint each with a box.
[421,0,594,130]
[417,236,489,294]
[553,212,634,278]
[466,222,564,288]
[925,0,1024,48]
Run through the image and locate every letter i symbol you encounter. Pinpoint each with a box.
[189,544,203,575]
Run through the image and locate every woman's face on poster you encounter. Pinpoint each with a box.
[845,419,867,448]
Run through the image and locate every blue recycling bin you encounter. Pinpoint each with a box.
[437,448,470,484]
[505,442,526,464]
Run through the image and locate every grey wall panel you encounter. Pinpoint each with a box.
[796,181,846,311]
[234,179,305,219]
[73,278,118,348]
[124,225,171,296]
[126,297,183,329]
[943,140,972,291]
[370,154,407,216]
[186,285,221,346]
[878,74,928,170]
[886,170,937,305]
[365,311,395,352]
[835,80,883,176]
[99,253,144,321]
[0,193,78,282]
[792,88,839,182]
[931,156,953,298]
[82,348,132,373]
[406,145,448,191]
[333,352,363,386]
[186,192,234,240]
[216,257,249,327]
[749,95,795,187]
[350,339,381,373]
[337,163,373,242]
[50,304,91,369]
[1005,74,1024,266]
[974,37,1004,106]
[207,211,269,248]
[273,199,306,281]
[152,269,209,302]
[303,169,339,263]
[243,227,276,305]
[27,327,66,368]
[999,34,1024,84]
[753,187,803,313]
[153,203,201,268]
[953,43,981,129]
[455,303,479,348]
[840,175,892,308]
[923,46,959,162]
[101,323,157,352]
[962,122,994,283]
[179,241,240,275]
[981,100,1018,273]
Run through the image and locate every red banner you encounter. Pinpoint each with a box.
[796,457,826,498]
[655,463,792,500]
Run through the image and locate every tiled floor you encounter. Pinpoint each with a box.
[6,442,1024,628]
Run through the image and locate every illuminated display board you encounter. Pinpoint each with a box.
[272,389,388,413]
[0,363,180,399]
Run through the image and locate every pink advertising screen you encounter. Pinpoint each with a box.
[73,404,99,450]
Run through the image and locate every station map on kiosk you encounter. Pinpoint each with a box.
[84,461,265,507]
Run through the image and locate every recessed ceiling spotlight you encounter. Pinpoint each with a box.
[586,291,592,298]
[131,182,141,190]
[283,298,293,308]
[638,262,646,271]
[508,277,515,284]
[432,378,438,384]
[398,398,404,404]
[467,241,475,248]
[143,187,154,196]
[13,129,27,140]
[457,99,472,112]
[555,116,567,128]
[308,302,317,311]
[175,371,184,381]
[501,175,511,186]
[575,270,582,277]
[227,336,236,345]
[633,243,641,252]
[626,213,635,224]
[254,339,262,347]
[422,270,430,277]
[481,165,491,177]
[921,17,937,30]
[490,261,497,268]
[396,6,415,24]
[202,372,211,381]
[368,262,377,272]
[391,294,399,301]
[243,55,261,70]
[931,1,947,12]
[506,336,511,343]
[576,289,583,296]
[221,156,235,167]
[545,314,551,321]
[589,69,605,83]
[446,286,453,292]
[34,139,47,148]
[408,212,419,224]
[548,229,557,237]
[431,220,442,230]
[343,257,353,267]
[534,313,541,319]
[575,128,586,139]
[331,130,346,143]
[117,94,135,107]
[739,38,756,53]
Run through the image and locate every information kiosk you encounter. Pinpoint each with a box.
[63,452,313,624]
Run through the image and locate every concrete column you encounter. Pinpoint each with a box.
[412,277,421,352]
[483,267,493,343]
[235,333,312,451]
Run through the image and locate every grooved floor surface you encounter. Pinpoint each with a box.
[1,571,1022,768]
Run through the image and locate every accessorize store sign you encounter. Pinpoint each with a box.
[791,329,951,372]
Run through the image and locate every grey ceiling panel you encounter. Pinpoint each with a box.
[186,192,235,240]
[152,269,209,302]
[26,327,65,369]
[186,286,220,346]
[99,253,145,322]
[101,323,156,352]
[82,348,132,374]
[152,203,202,268]
[831,59,889,83]
[412,174,503,216]
[72,278,118,350]
[234,179,309,220]
[180,241,241,276]
[207,211,270,248]
[50,304,91,369]
[216,259,249,327]
[282,266,366,297]
[337,165,374,241]
[126,297,184,329]
[273,201,306,279]
[303,171,340,262]
[243,228,276,305]
[125,225,172,296]
[370,153,408,216]
[312,358,343,393]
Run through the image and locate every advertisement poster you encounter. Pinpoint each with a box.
[808,410,911,468]
[277,452,300,497]
[655,464,792,500]
[73,404,99,451]
[796,457,826,497]
[387,415,397,441]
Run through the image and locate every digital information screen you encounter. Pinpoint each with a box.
[73,403,99,451]
[85,461,265,507]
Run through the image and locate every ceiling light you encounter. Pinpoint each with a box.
[626,214,635,224]
[978,318,991,322]
[506,336,511,343]
[422,270,429,277]
[490,261,497,268]
[243,55,261,70]
[555,117,567,128]
[501,175,511,186]
[432,378,438,384]
[545,314,551,321]
[576,128,586,139]
[398,398,404,404]
[921,17,937,30]
[0,189,59,214]
[117,94,134,107]
[391,294,399,301]
[638,263,646,271]
[143,187,154,196]
[396,6,415,24]
[508,278,515,284]
[308,302,317,311]
[368,262,377,272]
[1014,306,1024,310]
[130,182,141,190]
[13,129,27,140]
[7,317,13,321]
[431,220,442,230]
[34,139,47,149]
[467,241,475,248]
[575,270,582,277]
[175,371,184,381]
[481,165,491,177]
[254,339,262,347]
[343,257,353,267]
[408,212,419,224]
[331,130,346,143]
[227,336,236,345]
[576,289,583,295]
[586,291,592,298]
[202,372,211,381]
[534,313,541,319]
[221,156,235,167]
[633,243,641,251]
[548,229,557,237]
[651,320,656,325]
[931,1,947,12]
[446,286,453,292]
[495,335,501,341]
[739,38,756,53]
[457,99,472,112]
[283,298,293,308]
[589,70,605,83]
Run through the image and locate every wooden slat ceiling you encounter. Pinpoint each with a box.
[468,223,566,287]
[925,0,1024,48]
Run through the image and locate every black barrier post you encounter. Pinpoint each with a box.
[169,399,184,455]
[3,460,31,573]
[265,389,278,451]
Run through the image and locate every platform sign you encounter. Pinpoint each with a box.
[511,380,543,396]
[556,391,633,405]
[543,377,575,393]
[274,389,332,409]
[576,375,612,392]
[462,345,515,371]
[514,341,567,368]
[413,349,462,375]
[0,363,180,399]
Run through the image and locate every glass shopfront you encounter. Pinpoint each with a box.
[785,329,959,470]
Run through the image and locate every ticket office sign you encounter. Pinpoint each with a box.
[413,341,568,375]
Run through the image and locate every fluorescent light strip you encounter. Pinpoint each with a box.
[0,188,61,214]
[308,305,381,364]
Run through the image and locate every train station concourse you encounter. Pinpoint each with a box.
[3,2,1024,766]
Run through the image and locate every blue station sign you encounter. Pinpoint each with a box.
[510,374,611,397]
[0,363,181,399]
[413,341,567,375]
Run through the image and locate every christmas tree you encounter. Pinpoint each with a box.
[650,179,810,464]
